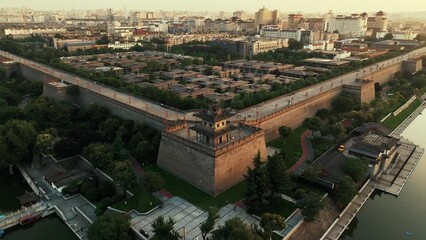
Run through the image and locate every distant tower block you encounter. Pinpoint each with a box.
[157,106,267,195]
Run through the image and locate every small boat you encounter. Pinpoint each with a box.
[405,231,412,236]
[20,213,41,226]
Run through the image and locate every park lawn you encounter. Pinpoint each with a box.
[111,185,161,213]
[144,165,246,210]
[253,197,297,219]
[383,99,422,130]
[267,126,308,167]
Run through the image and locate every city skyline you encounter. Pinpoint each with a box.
[3,0,426,13]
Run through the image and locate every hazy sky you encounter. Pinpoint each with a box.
[3,0,426,12]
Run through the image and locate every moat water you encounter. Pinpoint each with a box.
[0,167,78,240]
[342,108,426,240]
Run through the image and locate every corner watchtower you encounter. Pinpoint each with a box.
[191,106,237,147]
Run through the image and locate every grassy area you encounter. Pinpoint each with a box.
[383,99,422,130]
[253,197,297,218]
[143,165,247,210]
[267,126,308,167]
[111,185,161,213]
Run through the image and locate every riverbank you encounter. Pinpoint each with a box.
[320,98,426,240]
[341,101,426,240]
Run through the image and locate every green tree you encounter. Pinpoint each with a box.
[112,135,129,161]
[295,190,323,222]
[83,143,114,171]
[303,117,322,131]
[343,158,369,182]
[112,161,137,198]
[383,33,394,40]
[0,120,37,167]
[143,171,164,204]
[35,133,55,153]
[333,94,357,113]
[87,214,131,240]
[212,217,261,240]
[151,216,181,240]
[335,175,357,206]
[316,108,330,120]
[200,207,220,240]
[100,117,121,140]
[278,126,293,140]
[259,213,287,240]
[244,153,272,213]
[266,153,293,197]
[288,39,304,50]
[301,164,322,184]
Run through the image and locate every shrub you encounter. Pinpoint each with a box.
[98,181,115,198]
[80,180,97,195]
[85,188,100,202]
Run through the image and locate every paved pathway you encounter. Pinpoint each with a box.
[130,197,258,240]
[287,130,313,173]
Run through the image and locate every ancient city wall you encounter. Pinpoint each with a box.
[214,131,267,194]
[366,62,403,85]
[246,87,344,141]
[43,83,166,130]
[156,132,216,194]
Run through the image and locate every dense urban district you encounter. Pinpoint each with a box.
[0,5,426,240]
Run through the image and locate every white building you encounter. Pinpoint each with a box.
[376,31,418,40]
[108,42,142,50]
[249,38,289,56]
[327,14,368,37]
[3,27,66,38]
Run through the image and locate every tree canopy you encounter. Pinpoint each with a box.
[343,158,368,182]
[212,217,262,240]
[151,216,181,240]
[87,214,131,240]
[244,153,271,213]
[295,190,323,222]
[259,213,287,239]
[200,207,220,240]
[335,175,358,207]
[0,119,37,166]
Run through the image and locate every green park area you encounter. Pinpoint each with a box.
[383,99,422,130]
[267,126,307,167]
[143,164,297,217]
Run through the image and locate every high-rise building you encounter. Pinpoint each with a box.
[367,11,388,33]
[287,13,304,29]
[327,13,368,37]
[308,18,326,31]
[255,7,278,29]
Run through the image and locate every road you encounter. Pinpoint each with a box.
[233,46,426,121]
[1,47,426,123]
[0,50,192,122]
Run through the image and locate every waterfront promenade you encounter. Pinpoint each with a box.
[320,99,426,240]
[16,164,96,240]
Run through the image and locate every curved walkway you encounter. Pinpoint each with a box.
[287,130,313,173]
